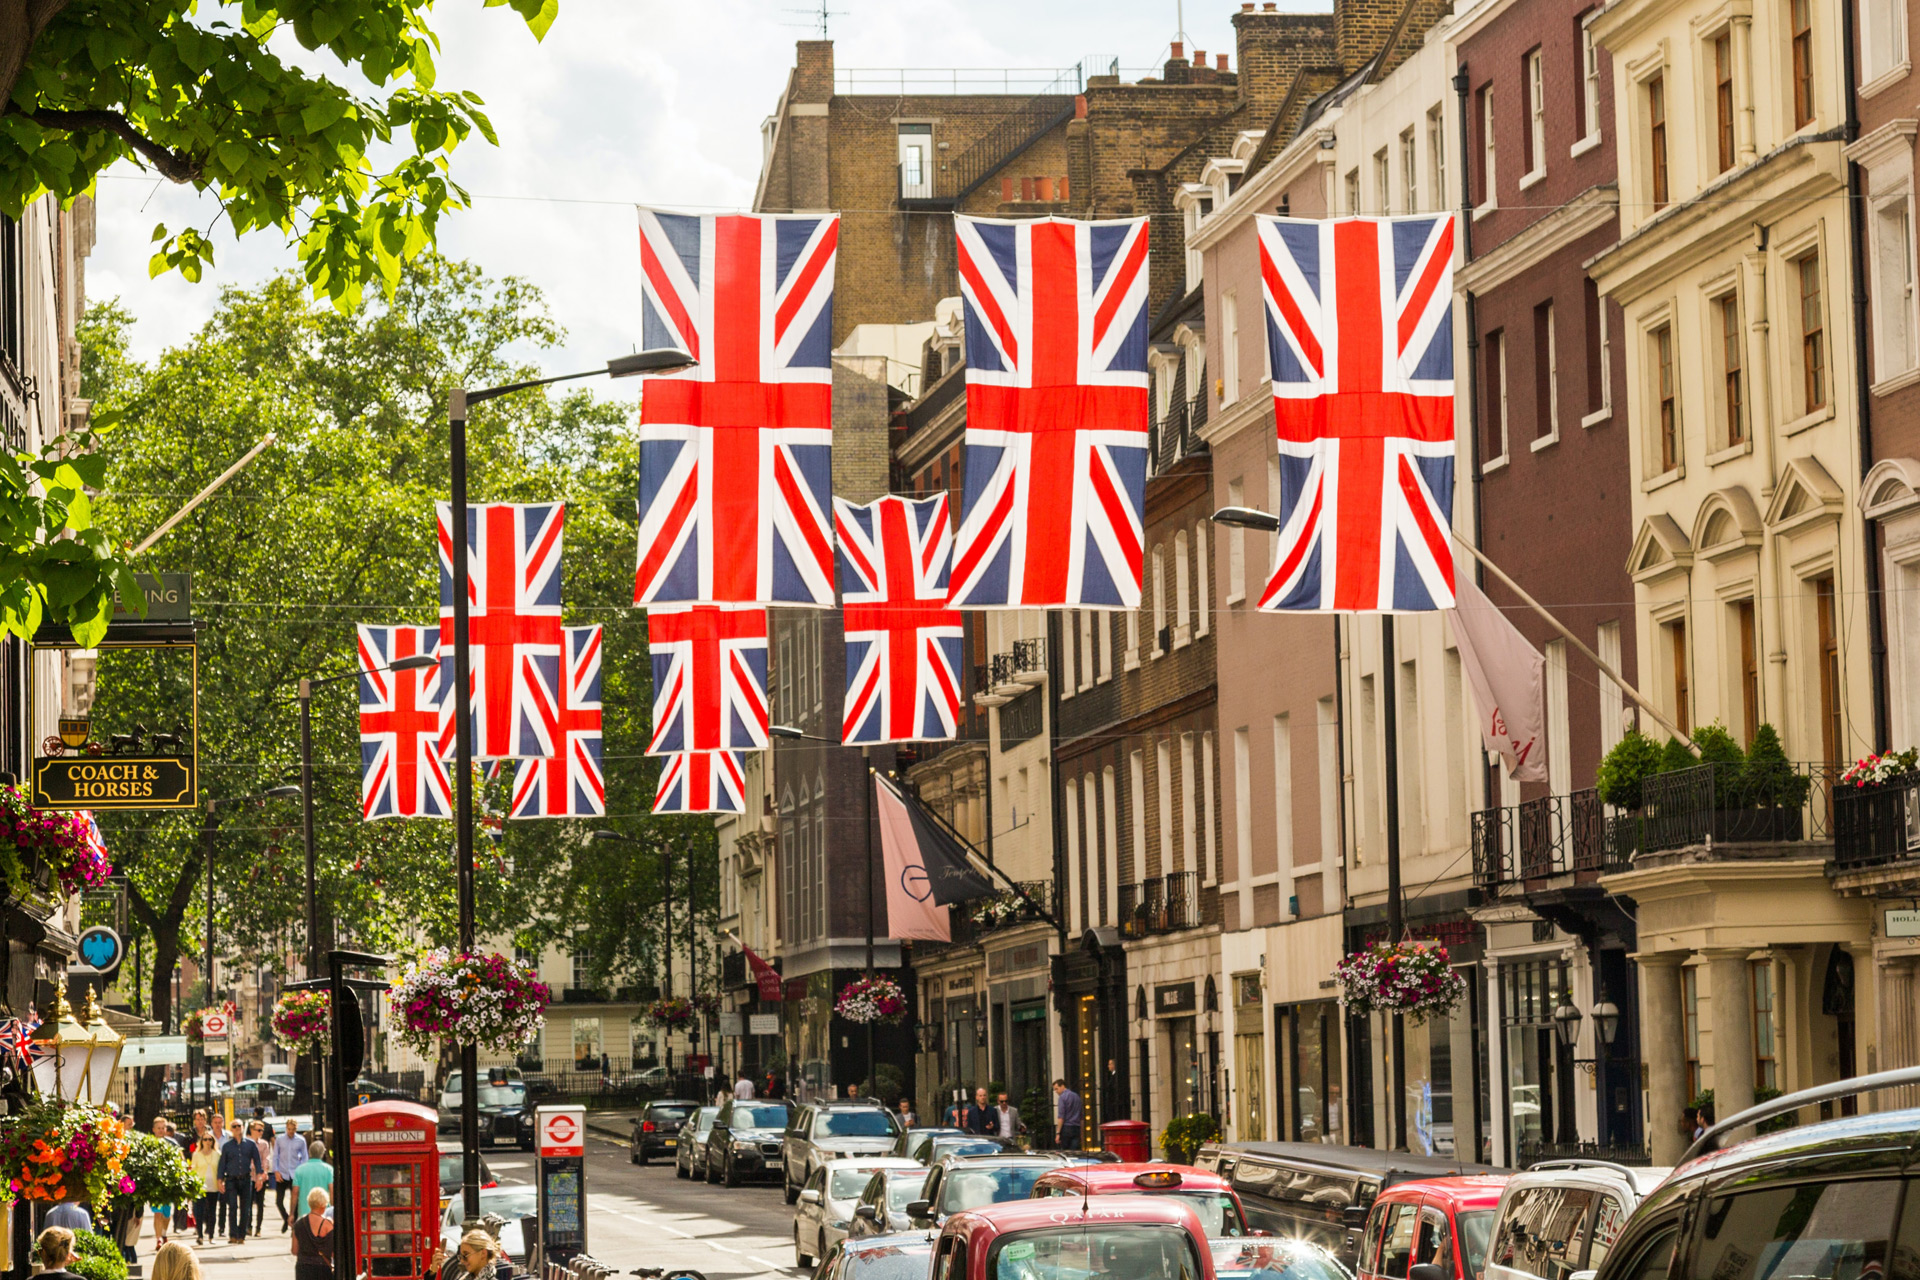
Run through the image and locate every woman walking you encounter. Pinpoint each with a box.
[189,1134,221,1245]
[291,1187,333,1280]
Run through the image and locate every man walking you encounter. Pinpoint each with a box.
[291,1139,334,1222]
[271,1119,308,1232]
[994,1093,1022,1142]
[217,1118,263,1243]
[733,1072,756,1101]
[1053,1079,1083,1150]
[249,1120,272,1234]
[963,1087,995,1136]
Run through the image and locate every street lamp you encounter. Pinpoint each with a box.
[1555,997,1622,1080]
[448,348,694,1221]
[1208,506,1282,532]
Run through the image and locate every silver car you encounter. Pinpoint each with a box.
[675,1106,718,1180]
[848,1164,933,1239]
[782,1102,902,1203]
[794,1156,924,1268]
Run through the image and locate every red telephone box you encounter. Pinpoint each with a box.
[349,1100,442,1278]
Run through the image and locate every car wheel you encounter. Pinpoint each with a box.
[783,1174,799,1205]
[677,1158,690,1180]
[723,1156,739,1188]
[630,1145,640,1165]
[638,1148,649,1166]
[705,1157,719,1185]
[795,1226,812,1269]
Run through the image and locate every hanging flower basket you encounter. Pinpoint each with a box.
[271,990,331,1057]
[1841,748,1920,789]
[1331,941,1467,1025]
[834,976,907,1025]
[649,997,694,1028]
[968,893,1029,931]
[691,993,720,1016]
[389,949,549,1057]
[108,1131,202,1216]
[0,1099,131,1205]
[0,789,108,898]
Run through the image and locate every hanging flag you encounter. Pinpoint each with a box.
[876,773,994,906]
[1450,560,1547,782]
[740,943,784,1002]
[357,624,451,821]
[652,750,747,815]
[646,603,770,754]
[509,625,606,818]
[1255,214,1457,612]
[947,214,1150,609]
[834,493,965,744]
[436,502,565,759]
[632,208,838,606]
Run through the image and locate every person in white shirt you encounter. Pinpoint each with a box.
[995,1093,1021,1140]
[733,1073,756,1101]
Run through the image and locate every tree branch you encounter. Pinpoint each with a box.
[5,103,201,183]
[0,0,71,119]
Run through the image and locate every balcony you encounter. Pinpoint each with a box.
[1831,772,1920,872]
[1118,872,1202,938]
[1640,761,1836,852]
[1473,788,1638,891]
[966,881,1055,933]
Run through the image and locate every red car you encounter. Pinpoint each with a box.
[932,1196,1217,1280]
[1029,1163,1251,1237]
[1358,1176,1509,1280]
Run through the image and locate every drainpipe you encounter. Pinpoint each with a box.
[1842,0,1892,751]
[1456,66,1497,813]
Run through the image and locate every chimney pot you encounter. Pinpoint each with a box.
[1171,40,1184,59]
[1263,2,1277,8]
[1241,2,1255,8]
[1193,49,1207,66]
[1217,53,1229,70]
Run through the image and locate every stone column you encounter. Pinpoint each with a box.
[1638,952,1689,1166]
[1883,955,1917,1109]
[1705,948,1757,1130]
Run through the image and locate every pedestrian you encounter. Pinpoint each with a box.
[1053,1079,1083,1150]
[290,1187,333,1280]
[964,1086,995,1135]
[217,1117,264,1243]
[846,1081,862,1099]
[250,1120,273,1234]
[734,1072,756,1101]
[31,1227,85,1280]
[273,1118,309,1232]
[994,1093,1022,1141]
[151,1240,205,1280]
[292,1139,334,1223]
[43,1198,91,1233]
[1105,1058,1124,1119]
[896,1096,917,1127]
[431,1228,505,1280]
[190,1134,221,1244]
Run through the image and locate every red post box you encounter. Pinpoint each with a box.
[1100,1118,1151,1162]
[349,1100,442,1278]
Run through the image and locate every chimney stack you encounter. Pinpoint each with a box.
[1171,39,1184,59]
[1193,48,1207,66]
[1241,2,1255,8]
[1216,53,1230,70]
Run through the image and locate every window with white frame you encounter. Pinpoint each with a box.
[1130,749,1147,881]
[1183,194,1211,289]
[1797,250,1828,414]
[1652,320,1679,473]
[1872,187,1919,382]
[1126,602,1141,669]
[1098,611,1113,681]
[1316,694,1339,869]
[1227,478,1246,603]
[1523,48,1546,181]
[1712,289,1746,447]
[1222,290,1240,404]
[1079,610,1096,691]
[1194,521,1210,637]
[1534,301,1558,444]
[1401,127,1419,212]
[1061,611,1078,696]
[1578,12,1603,143]
[1479,85,1497,208]
[1272,713,1294,877]
[1374,147,1391,214]
[1174,528,1192,644]
[1584,278,1612,420]
[1428,105,1448,211]
[1546,639,1571,794]
[1152,546,1167,656]
[1233,727,1253,890]
[1862,0,1910,85]
[1346,168,1361,215]
[1598,620,1625,754]
[1485,328,1510,466]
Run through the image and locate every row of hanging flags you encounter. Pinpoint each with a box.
[358,206,1474,822]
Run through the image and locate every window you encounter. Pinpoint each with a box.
[571,938,594,992]
[1535,301,1558,441]
[1374,148,1391,214]
[899,124,933,199]
[1578,14,1602,140]
[1648,75,1669,209]
[1585,279,1611,416]
[1152,546,1167,655]
[1737,599,1760,744]
[1682,963,1701,1096]
[1654,323,1678,471]
[1751,960,1776,1090]
[1800,252,1827,412]
[1222,290,1239,404]
[1713,35,1735,173]
[1478,85,1497,206]
[1195,521,1210,637]
[1273,713,1294,876]
[1428,105,1448,211]
[1346,168,1361,215]
[1174,529,1191,642]
[1873,193,1918,378]
[1080,610,1096,690]
[1667,617,1690,733]
[1401,127,1418,212]
[1598,620,1624,755]
[1863,0,1909,83]
[1227,478,1246,603]
[1792,0,1815,128]
[1588,1198,1629,1274]
[1098,608,1113,680]
[1523,49,1546,178]
[1486,329,1509,463]
[1717,292,1745,446]
[1061,611,1078,695]
[1547,639,1571,795]
[1817,575,1842,766]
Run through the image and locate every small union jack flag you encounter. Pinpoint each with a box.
[437,502,565,759]
[646,604,769,754]
[835,493,965,744]
[632,209,838,606]
[653,751,747,815]
[510,626,606,819]
[948,214,1150,609]
[358,625,451,821]
[1256,214,1457,612]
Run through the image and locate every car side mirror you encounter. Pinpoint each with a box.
[1411,1264,1449,1280]
[800,1189,821,1205]
[1344,1206,1370,1228]
[906,1200,932,1222]
[855,1205,879,1221]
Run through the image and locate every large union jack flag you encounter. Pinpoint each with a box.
[437,502,565,760]
[510,625,605,819]
[358,624,451,821]
[835,493,965,744]
[948,214,1150,609]
[1257,215,1457,612]
[653,750,747,815]
[632,209,838,607]
[646,604,769,754]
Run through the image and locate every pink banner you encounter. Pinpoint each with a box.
[875,776,951,941]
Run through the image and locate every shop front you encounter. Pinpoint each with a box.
[1261,912,1347,1146]
[986,933,1051,1112]
[1123,926,1222,1142]
[1052,928,1128,1145]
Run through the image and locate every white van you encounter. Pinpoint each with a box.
[1484,1161,1672,1280]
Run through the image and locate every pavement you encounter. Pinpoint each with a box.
[587,1107,643,1140]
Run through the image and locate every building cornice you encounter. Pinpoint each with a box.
[1198,382,1273,449]
[1190,120,1341,255]
[1455,186,1619,295]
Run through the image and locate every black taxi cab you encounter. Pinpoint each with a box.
[1592,1068,1920,1280]
[928,1195,1216,1280]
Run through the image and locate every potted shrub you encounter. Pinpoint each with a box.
[1597,730,1665,811]
[1736,724,1809,841]
[1159,1113,1219,1164]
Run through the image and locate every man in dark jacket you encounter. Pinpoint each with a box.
[217,1118,264,1243]
[963,1086,996,1136]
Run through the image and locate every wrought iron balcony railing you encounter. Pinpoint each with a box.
[1832,772,1920,869]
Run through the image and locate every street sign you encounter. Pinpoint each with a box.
[1891,908,1920,938]
[75,926,123,974]
[535,1105,587,1269]
[748,1013,780,1035]
[201,1012,229,1039]
[537,1106,584,1157]
[717,1012,743,1037]
[34,756,194,810]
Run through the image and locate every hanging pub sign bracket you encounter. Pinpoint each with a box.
[29,572,199,811]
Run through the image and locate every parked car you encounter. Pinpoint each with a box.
[1199,1142,1506,1269]
[782,1102,904,1203]
[1213,1237,1355,1280]
[795,1156,925,1267]
[1359,1177,1509,1280]
[849,1165,935,1239]
[906,1152,1075,1229]
[922,1136,1009,1166]
[227,1078,298,1111]
[438,1184,537,1264]
[706,1098,793,1187]
[1484,1163,1669,1280]
[436,1069,534,1149]
[929,1194,1214,1280]
[1031,1163,1251,1236]
[811,1231,937,1280]
[435,1148,497,1215]
[630,1098,701,1166]
[891,1127,965,1161]
[676,1106,719,1181]
[346,1076,419,1105]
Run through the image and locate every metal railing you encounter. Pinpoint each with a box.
[1641,762,1839,853]
[1517,794,1563,879]
[837,65,1094,95]
[1833,773,1920,868]
[1118,873,1202,935]
[1516,1139,1652,1167]
[1472,806,1514,888]
[1161,871,1199,930]
[1475,788,1633,891]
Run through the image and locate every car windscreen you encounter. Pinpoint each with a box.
[476,1086,523,1106]
[1160,1191,1245,1236]
[931,1141,1002,1161]
[649,1106,693,1123]
[1457,1210,1495,1278]
[732,1105,789,1129]
[479,1187,539,1221]
[991,1224,1202,1280]
[819,1111,896,1137]
[1689,1178,1903,1280]
[832,1169,889,1198]
[939,1166,1052,1212]
[692,1109,718,1134]
[886,1171,932,1210]
[848,1244,936,1280]
[1211,1241,1351,1280]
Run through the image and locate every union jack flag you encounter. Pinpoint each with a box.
[646,604,769,754]
[358,624,451,821]
[437,502,565,759]
[632,209,838,606]
[510,626,605,819]
[0,1016,38,1061]
[653,750,747,815]
[948,214,1150,608]
[1256,215,1457,612]
[835,493,965,744]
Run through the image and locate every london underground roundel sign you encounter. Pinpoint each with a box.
[538,1107,584,1157]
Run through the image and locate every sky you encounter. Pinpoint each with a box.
[84,0,1289,378]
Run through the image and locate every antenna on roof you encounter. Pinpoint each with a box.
[1176,0,1188,44]
[783,0,847,37]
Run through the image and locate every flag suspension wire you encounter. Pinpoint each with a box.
[884,773,1062,931]
[1449,532,1699,754]
[126,432,278,555]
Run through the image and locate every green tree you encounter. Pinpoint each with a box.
[3,0,555,306]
